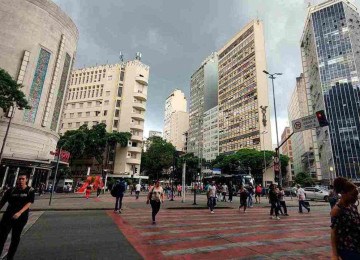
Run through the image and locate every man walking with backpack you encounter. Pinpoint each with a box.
[112,178,126,213]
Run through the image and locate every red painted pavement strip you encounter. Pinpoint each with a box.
[106,210,167,260]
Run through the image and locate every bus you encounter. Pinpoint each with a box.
[203,173,255,191]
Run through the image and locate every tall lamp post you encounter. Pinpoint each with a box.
[263,70,283,185]
[0,107,17,165]
[261,130,268,176]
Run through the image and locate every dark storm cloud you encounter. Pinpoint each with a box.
[53,0,359,142]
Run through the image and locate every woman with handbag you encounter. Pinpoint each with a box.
[146,180,164,225]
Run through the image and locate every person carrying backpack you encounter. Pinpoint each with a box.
[112,178,126,213]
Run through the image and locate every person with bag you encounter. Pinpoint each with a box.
[0,174,35,260]
[113,178,126,213]
[207,181,217,214]
[331,177,360,260]
[255,184,262,204]
[146,180,164,224]
[296,184,310,213]
[269,184,280,220]
[238,185,248,213]
[278,186,288,216]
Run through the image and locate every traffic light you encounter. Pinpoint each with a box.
[134,167,138,174]
[316,110,329,127]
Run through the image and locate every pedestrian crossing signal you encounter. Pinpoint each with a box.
[316,110,329,127]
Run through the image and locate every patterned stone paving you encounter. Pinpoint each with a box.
[108,203,331,260]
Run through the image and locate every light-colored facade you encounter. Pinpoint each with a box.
[0,0,78,187]
[60,58,149,176]
[188,53,218,157]
[288,74,321,179]
[301,0,360,181]
[280,127,294,182]
[218,20,272,154]
[163,90,189,151]
[149,130,162,138]
[202,106,219,161]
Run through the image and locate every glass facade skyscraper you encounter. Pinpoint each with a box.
[301,0,360,180]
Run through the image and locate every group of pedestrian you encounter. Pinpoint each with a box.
[268,184,289,220]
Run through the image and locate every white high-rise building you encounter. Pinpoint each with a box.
[163,90,189,151]
[202,106,219,161]
[60,57,149,176]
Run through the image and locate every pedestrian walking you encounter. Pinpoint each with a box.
[278,186,288,216]
[216,184,221,202]
[296,184,310,213]
[328,185,338,209]
[247,184,254,207]
[207,181,217,214]
[85,184,91,199]
[135,183,141,199]
[96,185,102,197]
[0,174,35,260]
[146,180,164,224]
[177,184,181,197]
[113,178,126,213]
[228,182,233,203]
[221,183,228,202]
[331,177,360,260]
[238,185,248,213]
[269,184,280,220]
[255,184,262,204]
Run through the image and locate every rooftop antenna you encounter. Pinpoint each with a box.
[119,51,124,62]
[135,52,142,61]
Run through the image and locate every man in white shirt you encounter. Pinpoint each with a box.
[297,184,310,213]
[207,182,217,214]
[221,183,228,202]
[135,183,141,200]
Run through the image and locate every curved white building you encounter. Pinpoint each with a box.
[0,0,78,186]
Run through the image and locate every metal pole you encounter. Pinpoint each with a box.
[13,167,19,187]
[262,132,266,174]
[182,161,186,203]
[0,107,15,165]
[49,147,61,206]
[271,76,282,186]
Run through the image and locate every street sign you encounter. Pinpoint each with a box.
[291,114,319,133]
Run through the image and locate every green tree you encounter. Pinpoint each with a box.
[294,172,315,187]
[141,136,176,180]
[58,123,131,165]
[0,68,30,111]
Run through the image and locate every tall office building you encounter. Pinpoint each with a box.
[188,53,219,157]
[288,74,321,179]
[202,106,219,161]
[280,127,294,182]
[60,56,149,176]
[163,90,189,151]
[301,0,360,180]
[218,20,272,154]
[0,0,78,188]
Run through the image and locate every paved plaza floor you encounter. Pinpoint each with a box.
[1,193,333,259]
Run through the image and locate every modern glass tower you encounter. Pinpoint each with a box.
[301,0,360,181]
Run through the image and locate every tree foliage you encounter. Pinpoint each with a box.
[141,136,176,180]
[0,68,31,111]
[58,123,131,164]
[294,172,315,187]
[212,148,290,177]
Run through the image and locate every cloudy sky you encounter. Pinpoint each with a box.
[54,0,358,144]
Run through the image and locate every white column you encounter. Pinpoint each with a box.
[182,161,186,203]
[28,167,36,187]
[1,166,9,188]
[13,167,19,187]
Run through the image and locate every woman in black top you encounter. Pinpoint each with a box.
[268,184,280,220]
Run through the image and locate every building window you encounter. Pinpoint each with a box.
[115,109,120,117]
[79,103,84,108]
[93,121,98,126]
[103,110,108,116]
[120,71,125,81]
[117,87,122,97]
[71,104,75,109]
[70,113,74,118]
[116,100,121,107]
[113,120,118,128]
[76,122,80,127]
[104,100,109,106]
[86,112,90,117]
[108,75,112,80]
[77,112,82,117]
[68,123,72,128]
[87,102,92,107]
[106,91,110,97]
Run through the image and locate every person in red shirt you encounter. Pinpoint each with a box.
[255,184,262,204]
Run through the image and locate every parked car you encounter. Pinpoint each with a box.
[284,187,297,197]
[304,187,329,201]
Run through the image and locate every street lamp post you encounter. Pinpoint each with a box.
[263,70,283,186]
[261,130,268,176]
[0,107,16,165]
